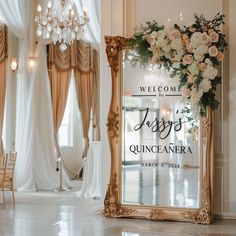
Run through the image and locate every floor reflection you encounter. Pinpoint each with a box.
[0,191,235,236]
[104,219,236,236]
[122,165,199,208]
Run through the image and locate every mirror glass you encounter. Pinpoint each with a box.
[121,50,201,208]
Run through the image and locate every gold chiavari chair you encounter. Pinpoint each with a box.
[0,154,7,207]
[1,152,17,207]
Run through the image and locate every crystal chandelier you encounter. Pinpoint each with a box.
[35,0,89,51]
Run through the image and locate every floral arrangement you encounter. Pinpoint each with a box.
[128,13,227,116]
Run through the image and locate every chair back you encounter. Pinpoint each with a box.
[5,152,17,180]
[0,155,6,167]
[0,155,7,184]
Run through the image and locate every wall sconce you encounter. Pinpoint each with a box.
[28,57,36,70]
[11,58,18,72]
[162,108,171,116]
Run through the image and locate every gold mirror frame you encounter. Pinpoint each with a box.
[103,36,214,225]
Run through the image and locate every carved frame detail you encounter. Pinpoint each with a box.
[103,36,214,225]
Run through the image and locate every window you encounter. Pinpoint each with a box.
[58,72,77,147]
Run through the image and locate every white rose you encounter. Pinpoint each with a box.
[172,50,184,62]
[186,44,194,53]
[183,54,193,65]
[151,31,158,37]
[169,29,181,40]
[202,65,218,80]
[200,78,212,93]
[189,41,200,49]
[201,32,210,44]
[156,38,169,48]
[190,32,202,42]
[191,32,202,41]
[194,53,205,62]
[188,62,200,75]
[190,32,202,48]
[194,44,208,55]
[162,45,171,53]
[170,39,183,51]
[209,31,219,43]
[205,58,213,66]
[208,46,219,57]
[157,30,165,37]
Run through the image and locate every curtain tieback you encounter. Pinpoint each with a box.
[82,138,89,159]
[54,133,61,158]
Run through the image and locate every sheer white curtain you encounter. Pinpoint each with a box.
[60,72,84,179]
[74,0,100,50]
[0,0,32,188]
[0,1,29,38]
[17,44,71,190]
[72,0,102,199]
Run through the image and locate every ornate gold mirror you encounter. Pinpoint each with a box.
[104,36,214,224]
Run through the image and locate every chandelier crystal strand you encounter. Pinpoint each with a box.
[35,0,89,51]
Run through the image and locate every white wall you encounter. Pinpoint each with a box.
[134,0,221,26]
[229,0,236,213]
[4,31,18,153]
[100,0,111,197]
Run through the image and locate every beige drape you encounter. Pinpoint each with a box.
[73,41,94,158]
[74,70,93,157]
[48,42,72,71]
[48,40,100,158]
[0,25,7,157]
[48,60,71,158]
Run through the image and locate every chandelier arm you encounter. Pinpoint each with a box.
[35,0,88,51]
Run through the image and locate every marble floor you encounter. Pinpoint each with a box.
[0,191,235,236]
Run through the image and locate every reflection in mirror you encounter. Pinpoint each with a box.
[121,50,201,208]
[122,233,142,236]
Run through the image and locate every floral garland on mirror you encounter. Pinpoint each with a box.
[128,13,227,117]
